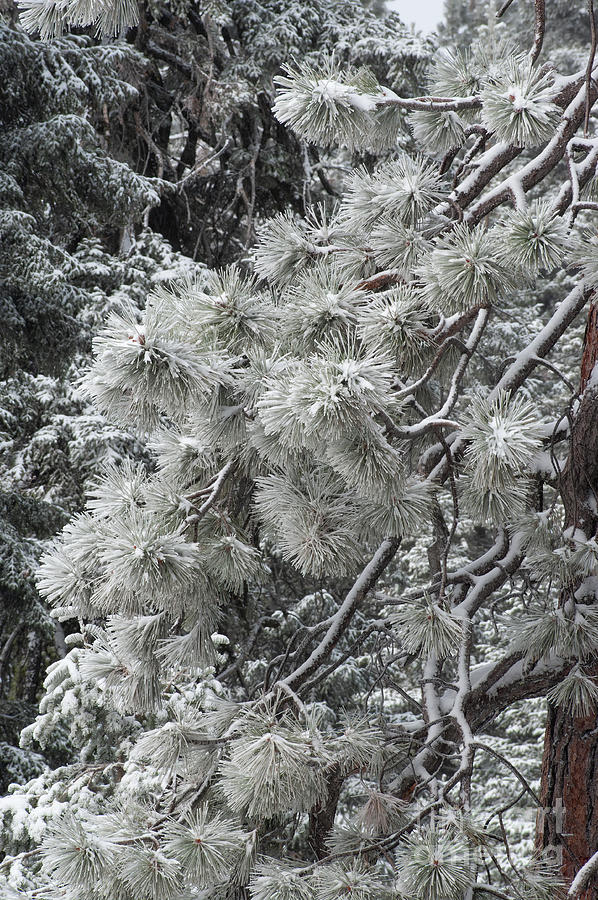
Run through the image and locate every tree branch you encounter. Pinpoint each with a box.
[276,538,400,694]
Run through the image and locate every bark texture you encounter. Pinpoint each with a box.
[308,766,344,859]
[537,297,598,898]
[537,696,598,898]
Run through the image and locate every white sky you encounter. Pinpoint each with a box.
[387,0,445,33]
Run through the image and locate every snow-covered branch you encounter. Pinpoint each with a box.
[277,538,400,693]
[568,850,598,896]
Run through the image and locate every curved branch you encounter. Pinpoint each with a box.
[465,79,598,223]
[531,0,546,64]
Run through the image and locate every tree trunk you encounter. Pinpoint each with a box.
[23,629,43,705]
[537,694,598,898]
[308,766,344,859]
[537,296,598,898]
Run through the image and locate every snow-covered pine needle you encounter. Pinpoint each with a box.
[203,534,264,592]
[218,714,327,819]
[85,459,148,519]
[325,425,404,499]
[164,806,247,885]
[341,156,443,230]
[280,262,363,352]
[330,716,384,774]
[36,513,106,615]
[359,476,431,540]
[77,636,161,713]
[183,266,276,353]
[314,861,391,900]
[419,223,513,312]
[41,812,117,888]
[408,109,466,156]
[106,613,166,664]
[497,201,569,272]
[132,710,216,775]
[357,285,432,375]
[510,604,598,662]
[460,468,530,525]
[258,340,398,449]
[289,341,399,441]
[156,618,217,669]
[18,0,69,38]
[572,232,598,287]
[518,857,567,900]
[512,508,563,553]
[356,789,408,833]
[249,860,315,900]
[96,508,200,607]
[463,391,543,475]
[253,212,325,286]
[461,391,543,524]
[273,59,389,150]
[84,307,233,431]
[117,845,181,900]
[428,48,481,104]
[369,218,428,275]
[150,426,216,487]
[254,468,361,577]
[481,61,559,147]
[395,827,473,900]
[388,595,462,658]
[547,666,598,718]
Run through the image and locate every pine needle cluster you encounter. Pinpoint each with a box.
[461,391,543,524]
[273,59,399,151]
[481,62,559,148]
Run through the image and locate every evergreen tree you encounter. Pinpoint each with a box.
[0,17,201,790]
[0,0,427,791]
[4,3,598,900]
[54,0,431,265]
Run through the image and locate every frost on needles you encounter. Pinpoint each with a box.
[5,9,598,900]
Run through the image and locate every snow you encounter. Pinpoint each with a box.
[0,796,30,812]
[313,79,377,113]
[569,849,598,896]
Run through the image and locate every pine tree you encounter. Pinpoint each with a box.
[4,2,598,900]
[0,17,202,791]
[0,0,426,794]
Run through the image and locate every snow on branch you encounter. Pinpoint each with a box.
[277,538,400,693]
[568,849,598,897]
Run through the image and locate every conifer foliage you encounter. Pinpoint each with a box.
[4,3,598,900]
[0,16,199,792]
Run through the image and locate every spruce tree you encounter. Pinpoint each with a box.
[3,2,598,900]
[76,0,430,266]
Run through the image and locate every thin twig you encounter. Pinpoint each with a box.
[185,459,237,525]
[496,0,516,17]
[585,0,598,135]
[531,0,546,64]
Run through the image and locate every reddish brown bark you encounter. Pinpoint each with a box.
[537,297,598,898]
[580,300,598,394]
[355,272,404,291]
[537,690,598,899]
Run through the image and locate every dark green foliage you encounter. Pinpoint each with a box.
[120,0,430,263]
